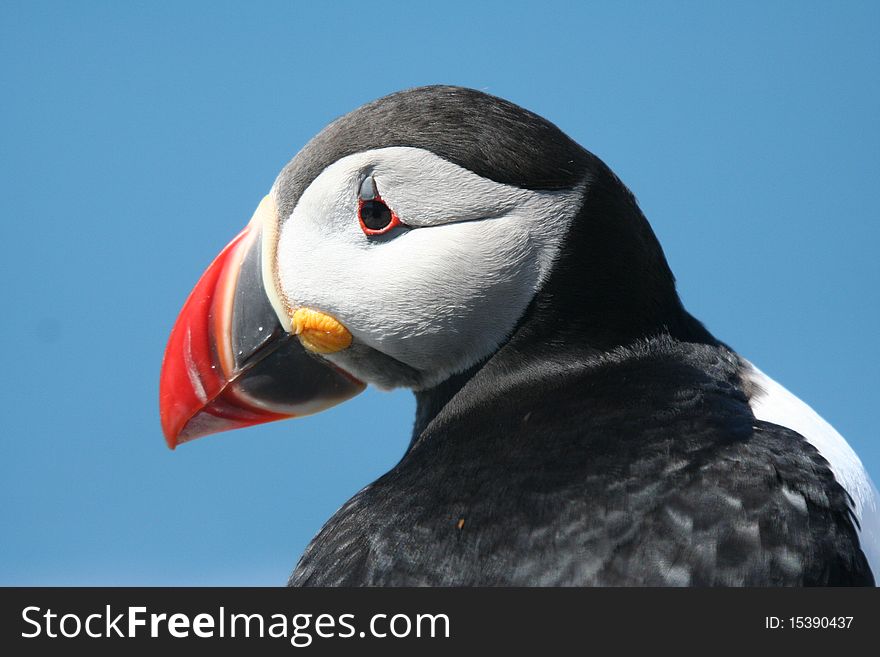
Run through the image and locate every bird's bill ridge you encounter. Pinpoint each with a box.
[158,196,365,449]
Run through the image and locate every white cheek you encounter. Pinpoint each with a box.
[278,216,540,374]
[274,147,583,386]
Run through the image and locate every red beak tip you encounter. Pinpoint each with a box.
[161,420,180,450]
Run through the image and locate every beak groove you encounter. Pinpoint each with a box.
[159,196,365,449]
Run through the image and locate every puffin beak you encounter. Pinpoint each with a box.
[159,195,365,449]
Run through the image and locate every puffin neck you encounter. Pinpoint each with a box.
[407,161,719,449]
[514,159,719,352]
[411,361,485,442]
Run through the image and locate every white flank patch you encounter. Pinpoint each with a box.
[746,361,879,578]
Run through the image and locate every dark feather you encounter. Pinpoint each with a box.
[290,338,873,586]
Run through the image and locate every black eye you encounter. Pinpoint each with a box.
[359,199,393,231]
[357,176,404,236]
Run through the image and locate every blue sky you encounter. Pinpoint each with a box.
[1,1,877,585]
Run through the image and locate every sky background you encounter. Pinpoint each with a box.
[1,1,878,585]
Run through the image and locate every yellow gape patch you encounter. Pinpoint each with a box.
[290,308,353,354]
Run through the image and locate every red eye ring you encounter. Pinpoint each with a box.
[358,196,404,236]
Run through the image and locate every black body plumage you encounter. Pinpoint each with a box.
[291,336,871,586]
[283,87,873,586]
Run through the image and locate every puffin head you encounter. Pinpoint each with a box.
[160,85,687,448]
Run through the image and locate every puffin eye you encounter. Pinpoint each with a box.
[357,176,404,236]
[359,199,394,231]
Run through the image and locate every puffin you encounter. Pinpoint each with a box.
[159,85,878,586]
